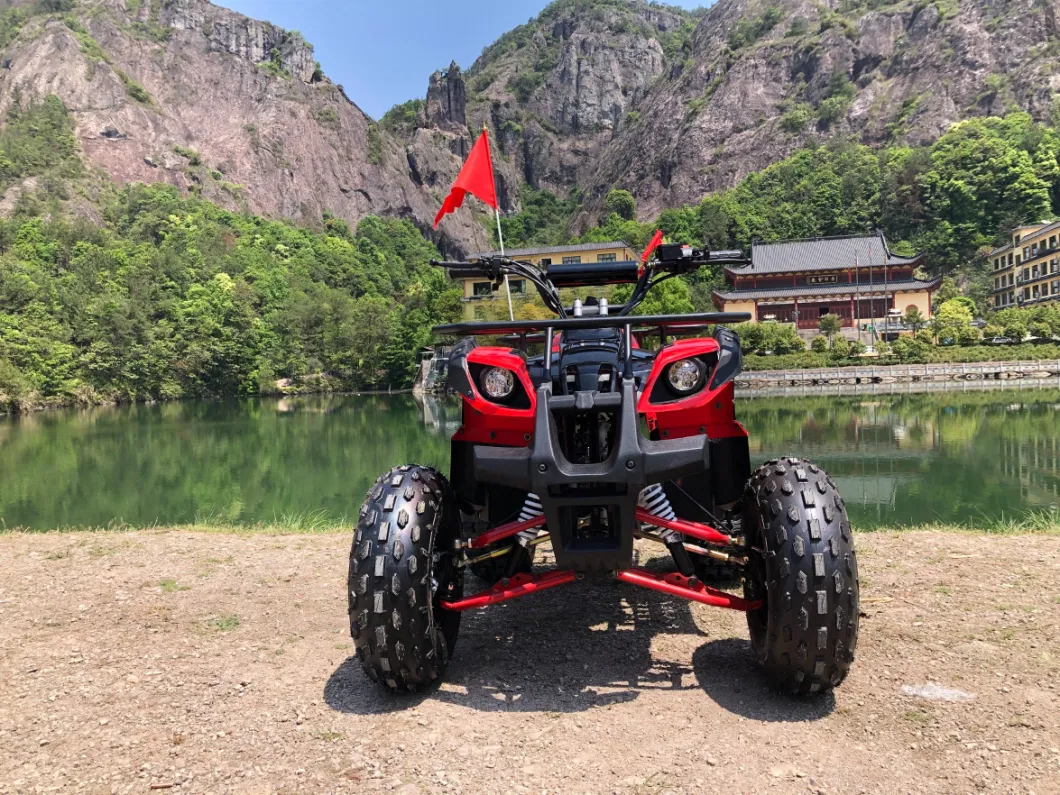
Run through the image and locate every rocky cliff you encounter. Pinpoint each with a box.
[576,0,1060,220]
[4,0,1060,253]
[401,0,1060,227]
[0,0,491,254]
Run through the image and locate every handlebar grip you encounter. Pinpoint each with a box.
[448,266,492,280]
[429,260,474,268]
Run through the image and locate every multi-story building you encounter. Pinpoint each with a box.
[989,221,1060,309]
[712,233,938,330]
[459,241,636,302]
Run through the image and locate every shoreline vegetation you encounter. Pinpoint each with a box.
[4,95,1060,416]
[0,382,416,417]
[4,510,1059,536]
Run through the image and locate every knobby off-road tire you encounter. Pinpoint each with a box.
[743,457,859,694]
[348,465,463,693]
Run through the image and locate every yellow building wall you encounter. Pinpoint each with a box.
[894,290,933,319]
[719,298,756,319]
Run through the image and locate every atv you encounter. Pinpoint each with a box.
[348,244,859,696]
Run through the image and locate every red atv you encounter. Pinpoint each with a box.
[349,245,859,696]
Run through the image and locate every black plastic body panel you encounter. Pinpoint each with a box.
[469,378,710,572]
[710,436,751,506]
[710,327,743,389]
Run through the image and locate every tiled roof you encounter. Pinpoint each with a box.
[474,241,632,259]
[713,278,942,302]
[988,221,1060,257]
[730,234,922,274]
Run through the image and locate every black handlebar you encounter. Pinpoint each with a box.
[429,243,749,320]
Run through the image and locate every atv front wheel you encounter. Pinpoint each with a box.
[348,465,463,692]
[743,458,859,694]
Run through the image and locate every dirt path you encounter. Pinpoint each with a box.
[1,530,1059,795]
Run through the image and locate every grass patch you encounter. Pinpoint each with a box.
[159,578,190,593]
[366,123,386,166]
[207,614,240,631]
[172,144,201,166]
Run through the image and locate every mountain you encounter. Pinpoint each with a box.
[576,0,1060,220]
[2,0,1060,252]
[0,0,490,253]
[385,0,1060,236]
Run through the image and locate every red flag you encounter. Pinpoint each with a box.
[433,130,498,228]
[639,229,664,274]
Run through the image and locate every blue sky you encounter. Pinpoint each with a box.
[222,0,709,119]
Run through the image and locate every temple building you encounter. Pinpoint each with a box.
[712,233,939,329]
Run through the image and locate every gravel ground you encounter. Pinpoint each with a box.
[1,529,1059,795]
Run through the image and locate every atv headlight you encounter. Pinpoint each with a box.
[480,366,515,400]
[666,359,704,395]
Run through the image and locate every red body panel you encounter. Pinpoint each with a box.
[637,338,748,441]
[454,336,744,448]
[452,346,536,447]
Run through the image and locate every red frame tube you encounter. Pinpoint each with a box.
[441,570,576,611]
[635,508,732,546]
[468,515,546,549]
[617,569,761,612]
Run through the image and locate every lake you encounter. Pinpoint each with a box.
[2,390,1058,530]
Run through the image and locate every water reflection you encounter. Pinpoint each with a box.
[740,392,1060,527]
[1,390,1058,530]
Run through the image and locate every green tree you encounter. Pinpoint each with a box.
[604,189,637,221]
[902,306,927,334]
[934,299,975,343]
[818,313,842,347]
[1029,320,1053,340]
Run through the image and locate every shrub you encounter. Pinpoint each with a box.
[380,99,423,133]
[829,337,851,360]
[366,124,386,166]
[315,107,339,128]
[728,4,782,49]
[779,103,813,133]
[508,71,545,103]
[604,189,636,221]
[817,95,850,127]
[172,145,201,166]
[956,324,980,346]
[810,335,829,353]
[890,336,930,363]
[1029,321,1052,339]
[1002,321,1027,341]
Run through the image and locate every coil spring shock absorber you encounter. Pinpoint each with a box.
[638,483,675,521]
[638,483,695,576]
[518,492,544,523]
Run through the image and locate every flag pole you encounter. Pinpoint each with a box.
[484,125,514,321]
